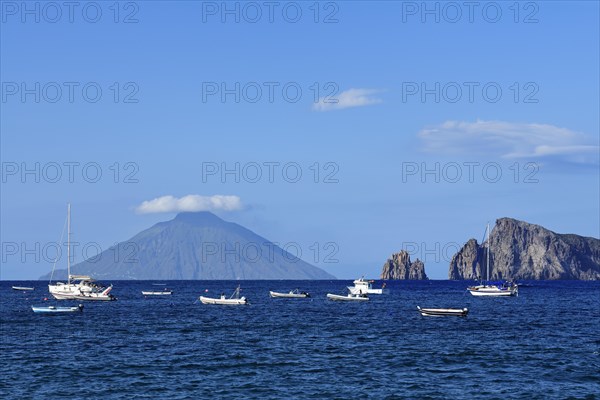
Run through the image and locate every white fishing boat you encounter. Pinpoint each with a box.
[327,293,369,302]
[12,286,34,291]
[467,223,518,297]
[348,277,389,295]
[32,304,84,314]
[142,290,173,296]
[417,306,468,317]
[48,204,116,301]
[199,286,247,305]
[269,289,310,298]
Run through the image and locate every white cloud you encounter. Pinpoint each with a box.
[418,120,599,164]
[135,195,243,214]
[313,88,383,112]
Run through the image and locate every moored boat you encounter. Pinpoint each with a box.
[48,275,116,301]
[12,286,34,291]
[467,282,518,297]
[417,306,468,317]
[269,289,310,298]
[467,223,518,297]
[50,280,115,301]
[199,285,247,305]
[47,204,116,302]
[327,293,369,302]
[32,304,84,314]
[348,277,389,295]
[142,290,173,296]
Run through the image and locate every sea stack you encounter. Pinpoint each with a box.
[381,250,428,279]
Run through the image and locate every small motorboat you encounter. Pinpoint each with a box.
[142,290,173,296]
[417,306,468,317]
[199,285,247,305]
[269,289,310,298]
[12,286,34,291]
[32,304,84,314]
[327,293,369,302]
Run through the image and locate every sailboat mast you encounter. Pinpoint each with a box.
[67,203,71,285]
[486,222,490,281]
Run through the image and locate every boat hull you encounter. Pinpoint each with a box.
[269,291,309,298]
[348,287,389,295]
[468,286,517,297]
[32,304,83,313]
[49,282,93,294]
[49,283,115,301]
[327,293,369,301]
[12,286,34,291]
[199,296,247,305]
[142,291,173,296]
[417,306,468,317]
[51,292,115,301]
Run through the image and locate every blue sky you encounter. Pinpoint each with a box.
[1,1,599,280]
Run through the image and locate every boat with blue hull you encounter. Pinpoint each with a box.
[32,304,84,314]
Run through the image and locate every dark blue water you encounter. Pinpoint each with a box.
[1,280,599,399]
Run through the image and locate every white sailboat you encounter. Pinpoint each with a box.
[48,204,115,301]
[467,223,518,297]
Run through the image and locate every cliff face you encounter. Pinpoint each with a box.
[449,218,600,280]
[381,250,428,280]
[448,239,486,280]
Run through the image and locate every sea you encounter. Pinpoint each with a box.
[1,280,598,399]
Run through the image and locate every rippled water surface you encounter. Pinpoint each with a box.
[1,280,599,399]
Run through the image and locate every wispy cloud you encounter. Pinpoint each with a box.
[135,195,243,214]
[313,88,383,112]
[418,120,599,164]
